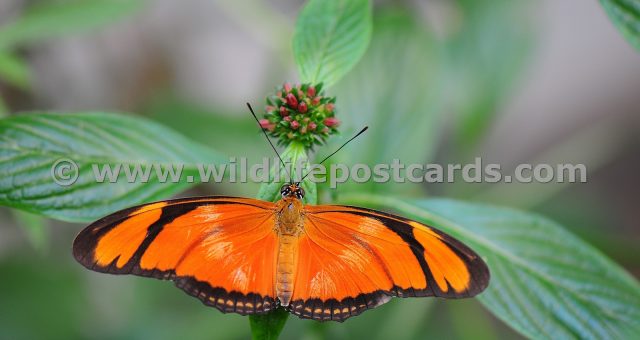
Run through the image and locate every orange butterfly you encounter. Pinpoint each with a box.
[73,183,489,321]
[73,105,489,322]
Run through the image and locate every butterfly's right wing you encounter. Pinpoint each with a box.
[287,204,489,322]
[73,196,280,315]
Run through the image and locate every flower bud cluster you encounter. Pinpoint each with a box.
[260,82,339,147]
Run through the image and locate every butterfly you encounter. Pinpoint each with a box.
[73,182,489,322]
[72,104,489,322]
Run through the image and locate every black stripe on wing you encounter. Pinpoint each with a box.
[310,206,490,299]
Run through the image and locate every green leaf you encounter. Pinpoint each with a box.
[0,50,31,90]
[328,10,446,196]
[446,0,531,150]
[257,142,317,205]
[0,0,143,50]
[0,112,226,222]
[337,194,640,339]
[600,0,640,50]
[293,0,372,87]
[249,308,289,340]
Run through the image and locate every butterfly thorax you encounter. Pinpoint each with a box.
[275,197,305,236]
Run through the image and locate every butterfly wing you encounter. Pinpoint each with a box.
[288,204,490,321]
[73,196,279,315]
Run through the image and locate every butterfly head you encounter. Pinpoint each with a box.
[280,183,305,200]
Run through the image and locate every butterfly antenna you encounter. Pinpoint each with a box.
[247,103,292,182]
[300,126,368,181]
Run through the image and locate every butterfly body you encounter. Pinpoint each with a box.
[273,191,305,307]
[73,183,489,322]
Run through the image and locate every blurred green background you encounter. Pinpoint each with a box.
[0,0,638,339]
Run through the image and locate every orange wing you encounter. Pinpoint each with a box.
[73,196,279,316]
[288,205,490,321]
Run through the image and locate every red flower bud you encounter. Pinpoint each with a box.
[276,91,282,98]
[284,116,291,122]
[279,106,288,116]
[301,126,307,134]
[298,101,308,113]
[266,105,275,113]
[284,83,292,93]
[325,103,335,113]
[291,120,300,129]
[309,122,317,130]
[307,86,316,97]
[324,117,340,127]
[286,93,298,109]
[297,89,304,98]
[322,127,330,134]
[312,96,321,105]
[259,119,274,131]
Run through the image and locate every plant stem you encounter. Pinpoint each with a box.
[249,308,289,340]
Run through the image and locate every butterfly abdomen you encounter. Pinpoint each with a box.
[276,234,299,307]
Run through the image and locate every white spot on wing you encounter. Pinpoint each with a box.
[339,245,370,272]
[204,240,233,260]
[231,267,249,292]
[193,205,221,222]
[309,270,337,297]
[199,206,231,260]
[357,217,385,237]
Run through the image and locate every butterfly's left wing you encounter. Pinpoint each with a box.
[288,204,490,322]
[73,196,280,316]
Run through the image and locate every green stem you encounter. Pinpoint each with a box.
[249,308,290,340]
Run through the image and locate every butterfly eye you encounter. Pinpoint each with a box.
[280,185,291,197]
[295,187,305,199]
